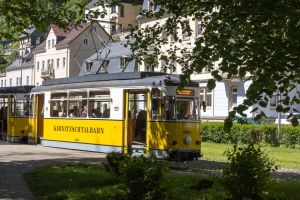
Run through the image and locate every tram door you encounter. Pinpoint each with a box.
[36,94,44,143]
[127,90,148,153]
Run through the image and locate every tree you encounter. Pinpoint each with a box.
[110,0,300,130]
[0,0,88,41]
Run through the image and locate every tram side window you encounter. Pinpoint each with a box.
[69,91,88,118]
[89,90,110,118]
[164,96,176,120]
[151,89,163,120]
[50,93,68,117]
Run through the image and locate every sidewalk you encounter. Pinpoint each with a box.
[0,142,106,200]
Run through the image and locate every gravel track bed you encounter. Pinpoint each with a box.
[167,159,300,182]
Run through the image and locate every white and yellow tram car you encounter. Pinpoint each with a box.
[0,86,34,142]
[30,72,202,160]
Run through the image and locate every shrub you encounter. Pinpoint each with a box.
[103,152,169,200]
[201,122,300,147]
[102,151,128,179]
[118,154,169,200]
[221,144,277,200]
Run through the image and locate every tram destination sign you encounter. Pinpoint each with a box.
[176,89,194,96]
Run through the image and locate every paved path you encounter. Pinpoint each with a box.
[0,142,106,200]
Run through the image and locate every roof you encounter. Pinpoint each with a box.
[50,24,70,37]
[34,40,46,51]
[19,26,45,38]
[78,39,136,75]
[56,22,92,46]
[5,59,19,70]
[0,86,35,93]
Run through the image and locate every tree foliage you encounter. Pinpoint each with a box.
[0,0,89,41]
[111,0,300,128]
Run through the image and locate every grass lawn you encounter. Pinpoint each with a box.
[23,143,300,200]
[202,142,300,170]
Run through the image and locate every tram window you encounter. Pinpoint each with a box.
[129,93,147,119]
[69,91,88,118]
[50,93,68,117]
[164,96,176,120]
[151,89,163,120]
[30,95,34,117]
[176,98,198,120]
[89,90,110,118]
[9,96,29,117]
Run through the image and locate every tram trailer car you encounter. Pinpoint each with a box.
[30,72,203,161]
[0,86,35,143]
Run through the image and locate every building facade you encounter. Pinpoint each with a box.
[33,22,111,86]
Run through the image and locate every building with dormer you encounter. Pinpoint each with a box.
[0,26,45,87]
[33,21,111,86]
[85,0,143,40]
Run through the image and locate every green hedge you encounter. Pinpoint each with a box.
[201,122,300,148]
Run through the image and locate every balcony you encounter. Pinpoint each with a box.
[41,69,54,80]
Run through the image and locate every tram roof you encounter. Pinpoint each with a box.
[0,86,35,93]
[31,72,199,92]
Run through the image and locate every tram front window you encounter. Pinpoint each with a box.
[176,98,198,120]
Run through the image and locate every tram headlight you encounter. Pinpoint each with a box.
[185,136,192,145]
[196,140,201,145]
[171,141,177,145]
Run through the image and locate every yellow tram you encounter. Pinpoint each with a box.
[30,72,203,160]
[0,86,35,142]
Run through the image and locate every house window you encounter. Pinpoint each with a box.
[86,61,93,72]
[183,20,189,39]
[4,79,6,87]
[83,38,89,46]
[1,80,3,87]
[63,57,66,69]
[171,61,176,74]
[232,88,237,107]
[197,19,202,36]
[200,89,204,103]
[120,5,124,17]
[42,61,45,70]
[128,24,133,30]
[51,59,54,68]
[270,93,277,107]
[10,78,12,86]
[111,25,116,34]
[111,5,117,13]
[163,28,168,42]
[120,57,128,69]
[52,39,55,48]
[57,58,60,69]
[171,28,177,42]
[47,59,51,69]
[161,60,167,72]
[103,59,109,71]
[206,89,212,107]
[26,76,29,85]
[37,61,40,71]
[16,77,19,86]
[48,40,50,49]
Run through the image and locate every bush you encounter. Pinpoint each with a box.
[102,152,169,200]
[201,122,300,148]
[102,151,128,179]
[221,144,277,200]
[118,154,169,200]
